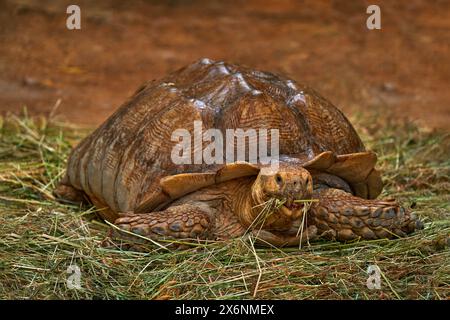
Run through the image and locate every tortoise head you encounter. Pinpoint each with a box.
[247,166,313,230]
[255,167,313,203]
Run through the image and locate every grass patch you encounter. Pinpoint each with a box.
[0,112,449,299]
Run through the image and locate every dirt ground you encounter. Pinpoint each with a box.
[0,0,449,130]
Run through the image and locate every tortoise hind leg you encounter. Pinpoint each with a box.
[110,202,217,247]
[54,178,118,222]
[53,178,89,205]
[310,188,423,241]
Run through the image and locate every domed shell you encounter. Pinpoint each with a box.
[65,58,381,218]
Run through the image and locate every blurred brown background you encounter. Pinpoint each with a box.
[0,0,449,129]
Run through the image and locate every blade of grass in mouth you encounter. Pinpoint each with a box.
[294,199,319,203]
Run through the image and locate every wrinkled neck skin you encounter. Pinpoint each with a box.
[308,170,352,194]
[251,174,266,206]
[232,176,262,228]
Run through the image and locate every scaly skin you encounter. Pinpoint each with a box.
[55,165,423,247]
[114,203,214,240]
[111,168,318,247]
[109,168,422,247]
[310,188,422,241]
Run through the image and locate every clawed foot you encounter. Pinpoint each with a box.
[105,203,215,249]
[311,188,424,241]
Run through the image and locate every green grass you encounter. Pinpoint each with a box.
[0,112,449,299]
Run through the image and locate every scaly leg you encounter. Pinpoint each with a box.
[53,178,118,222]
[110,202,216,246]
[53,177,89,205]
[311,188,423,241]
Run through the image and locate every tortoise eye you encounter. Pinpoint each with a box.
[275,174,283,184]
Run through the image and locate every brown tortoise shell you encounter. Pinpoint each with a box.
[64,58,372,219]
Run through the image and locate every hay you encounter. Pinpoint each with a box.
[0,112,448,299]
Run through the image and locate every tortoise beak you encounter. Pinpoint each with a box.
[280,198,305,220]
[285,198,294,208]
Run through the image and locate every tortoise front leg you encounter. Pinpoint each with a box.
[311,188,423,241]
[110,202,216,246]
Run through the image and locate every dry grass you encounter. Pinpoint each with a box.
[0,111,449,299]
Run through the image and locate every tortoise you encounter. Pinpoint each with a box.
[54,58,422,247]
